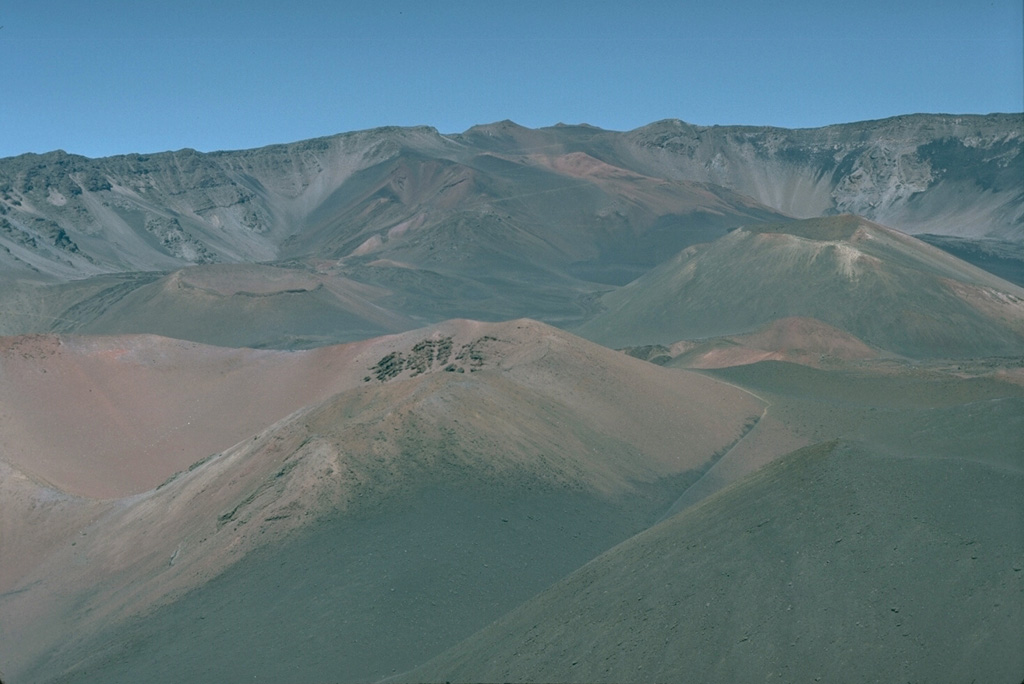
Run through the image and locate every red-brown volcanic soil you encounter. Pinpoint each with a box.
[0,333,385,498]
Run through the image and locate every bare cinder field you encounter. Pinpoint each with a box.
[0,115,1021,683]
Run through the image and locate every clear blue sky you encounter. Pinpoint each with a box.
[1,0,1021,159]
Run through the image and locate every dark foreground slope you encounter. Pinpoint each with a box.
[0,319,764,684]
[411,431,1024,683]
[576,215,1024,357]
[3,331,1021,683]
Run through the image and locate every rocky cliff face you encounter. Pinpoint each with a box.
[617,114,1023,239]
[0,126,451,278]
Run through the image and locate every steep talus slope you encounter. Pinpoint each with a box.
[575,215,1024,357]
[0,319,765,683]
[0,122,789,284]
[410,430,1023,683]
[454,114,1023,245]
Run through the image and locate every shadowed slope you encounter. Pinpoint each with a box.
[0,319,764,684]
[576,215,1024,357]
[410,434,1024,683]
[918,234,1024,287]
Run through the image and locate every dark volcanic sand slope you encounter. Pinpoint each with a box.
[410,436,1024,684]
[32,486,671,684]
[676,358,1024,507]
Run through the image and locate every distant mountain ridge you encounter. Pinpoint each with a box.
[0,114,1019,281]
[0,114,1020,352]
[619,113,1023,238]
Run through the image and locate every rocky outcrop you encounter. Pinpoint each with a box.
[618,114,1022,240]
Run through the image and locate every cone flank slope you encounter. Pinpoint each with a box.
[1,319,768,683]
[410,436,1024,683]
[575,215,1024,357]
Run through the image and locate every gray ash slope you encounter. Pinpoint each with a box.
[573,214,1024,358]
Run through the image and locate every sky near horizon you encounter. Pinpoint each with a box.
[0,0,1021,159]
